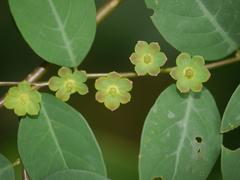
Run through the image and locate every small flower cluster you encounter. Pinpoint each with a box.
[3,40,211,115]
[4,81,41,116]
[130,41,167,76]
[95,72,133,111]
[48,67,88,102]
[129,41,210,93]
[170,53,210,93]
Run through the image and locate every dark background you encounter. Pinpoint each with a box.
[0,0,239,179]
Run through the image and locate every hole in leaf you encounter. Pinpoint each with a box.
[197,148,201,153]
[152,176,163,180]
[195,137,202,143]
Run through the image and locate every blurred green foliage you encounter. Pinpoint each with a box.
[0,0,240,179]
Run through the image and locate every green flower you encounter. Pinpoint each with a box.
[4,81,41,116]
[170,53,211,93]
[95,72,133,111]
[129,41,167,76]
[48,67,88,101]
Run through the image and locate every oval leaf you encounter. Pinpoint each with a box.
[221,84,240,133]
[145,0,240,60]
[0,154,15,180]
[139,85,222,180]
[18,93,106,180]
[221,146,240,180]
[44,170,109,180]
[9,0,96,67]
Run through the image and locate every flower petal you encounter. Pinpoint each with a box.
[26,101,40,115]
[154,52,167,67]
[176,79,191,93]
[108,72,121,81]
[56,89,71,102]
[148,42,160,55]
[119,92,131,104]
[176,53,191,66]
[76,83,89,95]
[190,82,203,92]
[29,91,41,103]
[58,67,72,78]
[117,78,133,91]
[148,67,160,76]
[14,106,27,116]
[135,41,148,55]
[104,96,120,111]
[170,68,181,80]
[73,70,87,82]
[95,77,110,91]
[135,63,148,76]
[192,55,205,66]
[196,68,211,82]
[4,95,17,109]
[48,77,64,91]
[129,53,141,64]
[95,91,107,103]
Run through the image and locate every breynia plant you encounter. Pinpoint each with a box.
[0,1,240,180]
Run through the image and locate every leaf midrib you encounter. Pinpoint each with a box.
[47,0,75,65]
[41,105,69,169]
[196,0,238,50]
[171,95,193,180]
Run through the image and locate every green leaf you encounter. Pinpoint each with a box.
[221,146,240,180]
[221,84,240,133]
[9,0,96,67]
[18,93,106,180]
[145,0,240,60]
[44,170,109,180]
[0,154,15,180]
[139,84,222,180]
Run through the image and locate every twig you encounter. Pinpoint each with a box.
[96,0,122,24]
[0,82,48,87]
[1,54,239,88]
[22,168,29,180]
[87,72,137,79]
[206,55,240,69]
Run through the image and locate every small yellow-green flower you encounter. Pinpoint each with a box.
[129,41,167,76]
[95,72,133,111]
[170,53,211,93]
[4,81,41,116]
[48,67,88,101]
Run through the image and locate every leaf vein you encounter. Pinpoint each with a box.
[47,0,75,64]
[41,105,69,169]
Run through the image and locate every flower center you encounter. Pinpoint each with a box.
[65,80,75,92]
[19,93,29,105]
[143,54,153,64]
[183,67,194,79]
[107,86,119,96]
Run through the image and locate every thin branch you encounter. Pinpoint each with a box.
[206,55,240,69]
[1,54,239,88]
[25,62,50,83]
[96,0,122,24]
[22,168,29,180]
[0,81,48,88]
[0,0,123,107]
[87,72,137,79]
